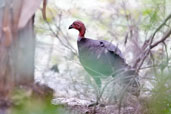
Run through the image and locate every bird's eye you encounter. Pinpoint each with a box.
[76,24,79,27]
[76,25,80,28]
[73,23,79,28]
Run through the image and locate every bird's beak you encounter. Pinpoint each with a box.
[68,25,73,29]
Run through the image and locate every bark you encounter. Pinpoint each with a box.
[0,0,35,110]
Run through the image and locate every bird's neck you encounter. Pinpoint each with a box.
[78,27,86,41]
[78,36,82,41]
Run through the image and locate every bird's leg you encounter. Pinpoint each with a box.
[94,77,102,103]
[88,77,102,107]
[94,77,102,89]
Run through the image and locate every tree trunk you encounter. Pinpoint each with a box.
[0,0,35,109]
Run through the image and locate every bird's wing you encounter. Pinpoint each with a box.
[99,40,125,60]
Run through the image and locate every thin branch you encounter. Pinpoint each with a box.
[40,7,77,55]
[163,42,169,64]
[46,21,77,55]
[42,0,47,20]
[134,13,171,72]
[150,29,171,48]
[149,13,171,45]
[48,9,78,55]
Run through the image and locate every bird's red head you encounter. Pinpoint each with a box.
[69,20,86,38]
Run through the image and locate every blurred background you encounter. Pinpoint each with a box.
[0,0,171,114]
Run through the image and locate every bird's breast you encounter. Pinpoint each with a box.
[78,43,115,77]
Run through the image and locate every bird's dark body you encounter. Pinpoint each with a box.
[77,38,129,85]
[69,20,139,96]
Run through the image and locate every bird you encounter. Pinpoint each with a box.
[68,20,139,95]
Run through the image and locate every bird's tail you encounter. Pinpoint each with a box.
[124,69,140,96]
[114,67,140,96]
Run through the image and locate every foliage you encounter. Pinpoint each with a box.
[11,88,69,114]
[143,66,171,114]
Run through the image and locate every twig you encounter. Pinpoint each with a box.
[47,9,78,55]
[150,29,171,48]
[46,21,77,55]
[40,6,77,55]
[42,0,47,20]
[149,13,171,46]
[163,42,169,65]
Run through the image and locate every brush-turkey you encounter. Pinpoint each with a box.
[68,20,139,95]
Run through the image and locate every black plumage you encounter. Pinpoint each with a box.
[78,38,127,85]
[69,21,139,95]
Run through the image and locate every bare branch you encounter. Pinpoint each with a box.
[45,21,77,55]
[134,13,171,72]
[149,13,171,45]
[151,29,171,48]
[42,0,47,20]
[47,9,78,55]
